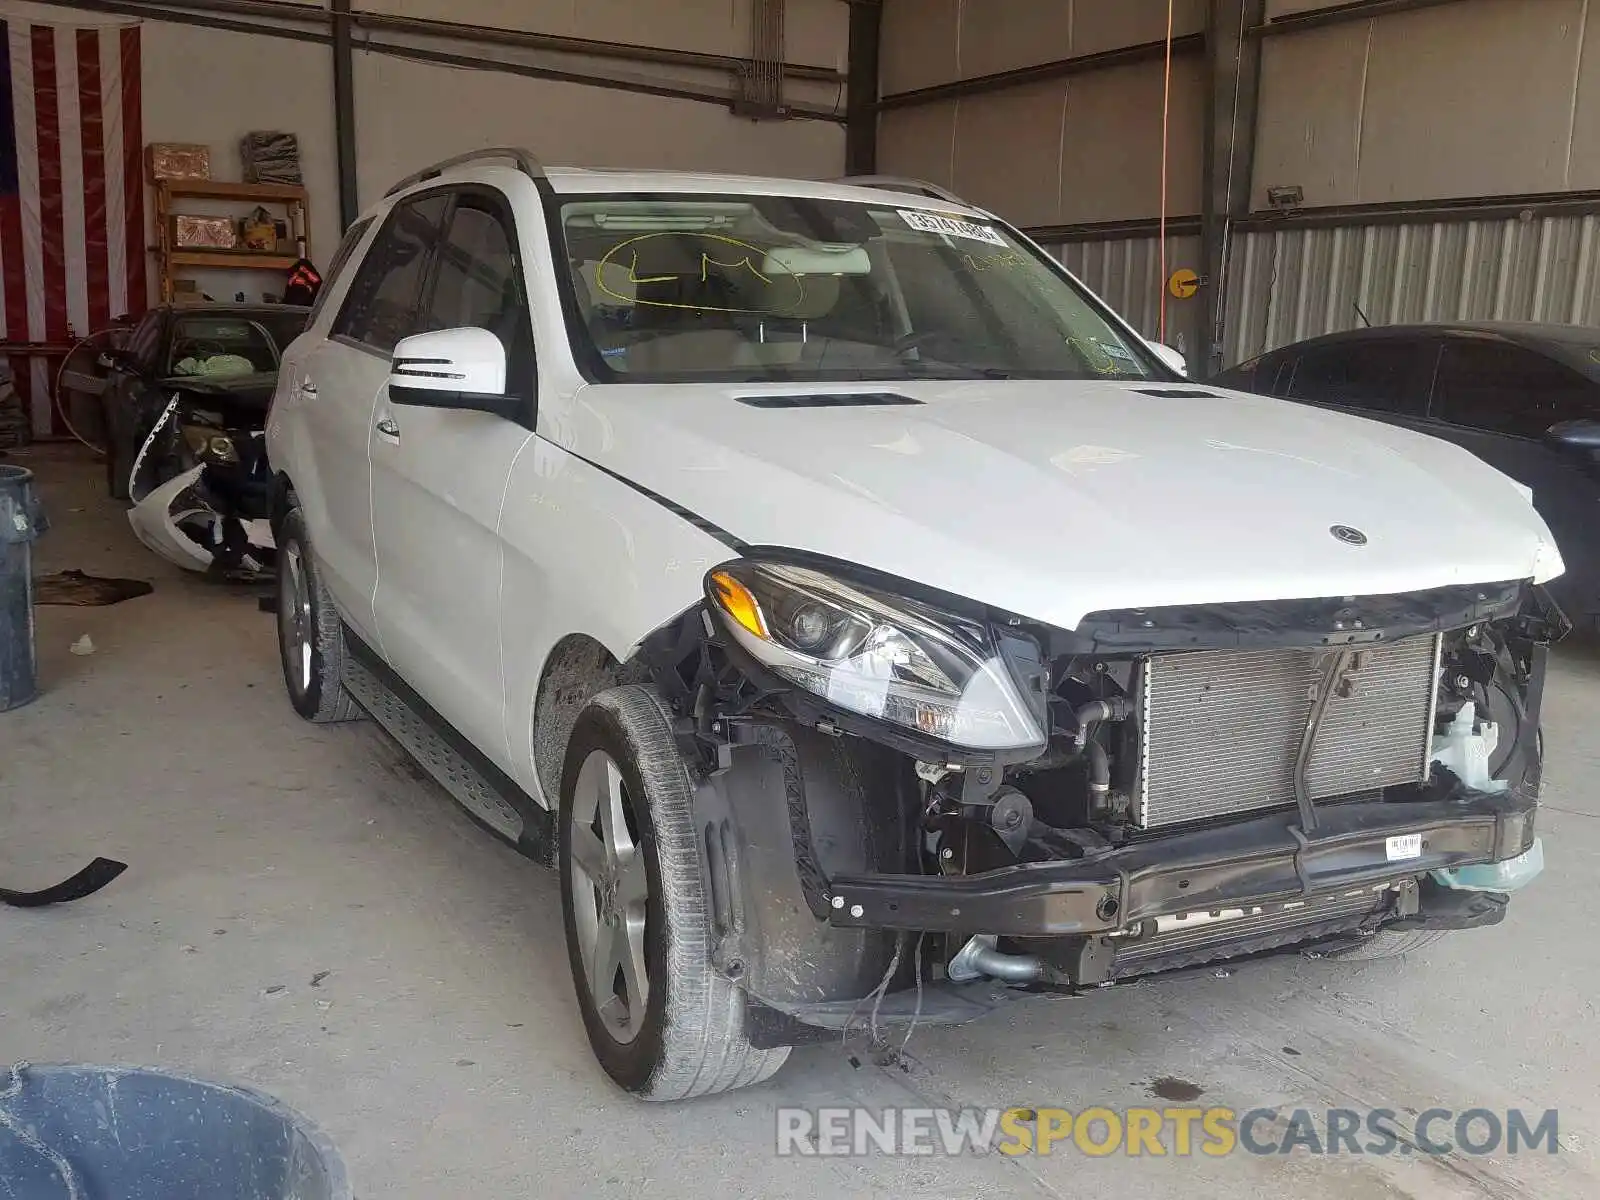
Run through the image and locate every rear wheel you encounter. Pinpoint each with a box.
[275,507,361,724]
[559,685,788,1100]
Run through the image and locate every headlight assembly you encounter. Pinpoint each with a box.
[181,425,239,465]
[706,561,1045,752]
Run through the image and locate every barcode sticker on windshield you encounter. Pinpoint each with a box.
[899,210,1007,246]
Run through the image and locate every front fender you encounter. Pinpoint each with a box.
[497,435,738,804]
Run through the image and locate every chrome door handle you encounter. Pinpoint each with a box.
[297,380,318,398]
[375,417,400,439]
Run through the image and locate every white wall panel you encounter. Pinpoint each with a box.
[880,0,1204,93]
[878,0,1206,227]
[141,21,339,297]
[1254,0,1596,208]
[362,0,845,69]
[880,58,1205,227]
[351,51,845,210]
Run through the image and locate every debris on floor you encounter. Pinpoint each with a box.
[0,859,127,908]
[34,570,153,607]
[68,635,95,656]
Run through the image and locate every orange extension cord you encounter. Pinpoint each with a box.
[1158,0,1175,344]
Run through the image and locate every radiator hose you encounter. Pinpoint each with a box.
[1074,697,1133,797]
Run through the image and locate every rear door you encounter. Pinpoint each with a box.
[368,186,536,771]
[104,309,168,497]
[290,195,448,643]
[1422,335,1600,615]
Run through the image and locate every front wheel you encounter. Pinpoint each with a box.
[559,685,788,1100]
[275,507,361,724]
[1324,928,1449,961]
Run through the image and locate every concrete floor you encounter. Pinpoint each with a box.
[3,445,1599,1198]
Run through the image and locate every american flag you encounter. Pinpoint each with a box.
[0,19,145,439]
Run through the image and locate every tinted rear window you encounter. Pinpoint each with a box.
[1288,341,1417,412]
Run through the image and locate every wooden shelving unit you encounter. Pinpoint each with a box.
[154,179,310,304]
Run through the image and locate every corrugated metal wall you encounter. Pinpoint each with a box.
[1047,232,1203,344]
[1221,213,1600,364]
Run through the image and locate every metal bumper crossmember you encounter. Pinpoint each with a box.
[822,790,1538,938]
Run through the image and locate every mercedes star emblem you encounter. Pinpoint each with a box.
[1330,525,1368,546]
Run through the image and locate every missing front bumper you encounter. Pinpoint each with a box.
[823,789,1537,939]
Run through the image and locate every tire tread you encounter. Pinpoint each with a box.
[278,507,361,724]
[1328,928,1448,962]
[587,685,788,1101]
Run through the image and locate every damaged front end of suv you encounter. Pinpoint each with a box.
[640,555,1564,1042]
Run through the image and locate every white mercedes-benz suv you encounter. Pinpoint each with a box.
[267,148,1563,1100]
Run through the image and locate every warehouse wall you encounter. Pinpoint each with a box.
[346,0,850,207]
[0,1,341,305]
[5,0,848,311]
[1227,0,1600,363]
[869,0,1600,365]
[142,21,340,299]
[359,0,847,70]
[1053,230,1203,344]
[874,0,1207,227]
[1253,0,1600,209]
[349,52,845,212]
[1224,211,1600,363]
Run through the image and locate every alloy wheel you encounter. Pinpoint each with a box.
[566,749,651,1044]
[279,542,313,698]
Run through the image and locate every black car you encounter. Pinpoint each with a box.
[97,304,309,577]
[1213,322,1600,625]
[100,303,310,502]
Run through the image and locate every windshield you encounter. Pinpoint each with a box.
[553,194,1163,384]
[165,311,308,377]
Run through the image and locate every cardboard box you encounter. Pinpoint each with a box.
[147,142,211,182]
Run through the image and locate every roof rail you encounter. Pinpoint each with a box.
[385,147,545,198]
[832,175,973,207]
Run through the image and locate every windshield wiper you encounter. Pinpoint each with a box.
[898,360,1016,380]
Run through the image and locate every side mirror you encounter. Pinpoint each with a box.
[389,328,521,420]
[1545,418,1600,468]
[1145,340,1188,377]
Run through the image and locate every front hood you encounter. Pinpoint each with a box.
[567,379,1561,629]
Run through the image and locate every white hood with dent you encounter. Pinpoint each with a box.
[568,380,1561,630]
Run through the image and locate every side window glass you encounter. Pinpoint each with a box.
[1267,355,1295,396]
[126,312,163,372]
[333,194,450,354]
[423,195,534,393]
[424,201,520,336]
[1431,341,1596,438]
[1288,342,1416,413]
[309,216,374,325]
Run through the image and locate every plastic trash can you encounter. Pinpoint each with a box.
[1,463,47,711]
[0,1064,352,1200]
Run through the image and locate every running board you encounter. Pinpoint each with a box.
[342,651,552,862]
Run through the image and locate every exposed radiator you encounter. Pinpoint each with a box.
[1135,635,1441,828]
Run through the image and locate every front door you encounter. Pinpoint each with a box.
[369,187,536,774]
[293,196,451,642]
